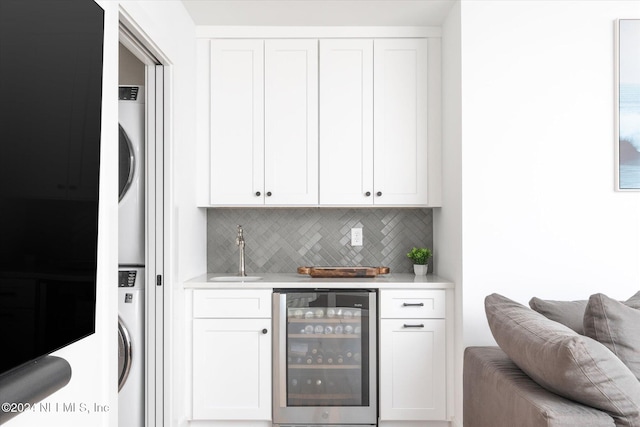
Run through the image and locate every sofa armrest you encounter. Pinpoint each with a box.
[464,346,614,427]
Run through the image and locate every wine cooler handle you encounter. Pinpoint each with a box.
[403,323,425,328]
[402,302,425,307]
[262,328,268,334]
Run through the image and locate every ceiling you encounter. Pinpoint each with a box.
[181,0,455,27]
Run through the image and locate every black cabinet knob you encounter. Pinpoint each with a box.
[266,191,272,197]
[376,191,382,197]
[365,191,371,197]
[255,191,261,197]
[262,328,268,334]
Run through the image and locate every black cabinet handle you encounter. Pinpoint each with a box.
[403,324,425,328]
[255,191,261,197]
[376,191,382,197]
[402,302,425,307]
[365,191,371,197]
[266,191,272,197]
[262,328,268,334]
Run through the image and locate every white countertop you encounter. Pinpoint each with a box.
[184,273,454,289]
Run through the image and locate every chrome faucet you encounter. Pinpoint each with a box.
[236,225,246,277]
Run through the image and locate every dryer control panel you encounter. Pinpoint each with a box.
[118,271,137,287]
[119,86,139,101]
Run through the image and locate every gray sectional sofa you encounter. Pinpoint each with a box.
[463,292,640,427]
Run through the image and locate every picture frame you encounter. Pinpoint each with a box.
[615,19,640,191]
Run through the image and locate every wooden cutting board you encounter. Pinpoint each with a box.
[297,266,390,278]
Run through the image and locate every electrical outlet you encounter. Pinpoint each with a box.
[351,227,363,246]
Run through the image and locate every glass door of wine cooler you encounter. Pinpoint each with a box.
[272,289,377,426]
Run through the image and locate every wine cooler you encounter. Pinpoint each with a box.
[272,289,377,427]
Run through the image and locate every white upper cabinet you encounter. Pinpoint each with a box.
[319,39,374,205]
[201,34,441,207]
[208,39,318,206]
[210,39,265,205]
[320,38,439,206]
[373,39,429,206]
[264,40,318,205]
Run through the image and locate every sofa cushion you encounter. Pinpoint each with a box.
[584,293,640,382]
[528,297,587,334]
[486,293,640,427]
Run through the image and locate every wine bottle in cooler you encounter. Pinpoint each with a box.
[343,346,354,363]
[325,378,337,394]
[324,351,335,364]
[309,344,320,355]
[301,376,314,394]
[289,377,300,394]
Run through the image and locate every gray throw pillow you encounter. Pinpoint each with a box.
[486,293,640,427]
[584,293,640,382]
[529,297,587,334]
[529,291,640,334]
[626,291,640,308]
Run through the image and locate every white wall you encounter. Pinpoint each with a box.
[459,0,640,347]
[435,1,462,426]
[435,2,640,424]
[119,43,145,85]
[6,2,119,426]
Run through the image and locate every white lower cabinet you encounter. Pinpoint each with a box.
[189,287,451,426]
[379,290,447,422]
[192,290,272,422]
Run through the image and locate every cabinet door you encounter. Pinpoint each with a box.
[264,40,318,205]
[210,39,265,205]
[373,39,429,205]
[319,39,374,205]
[379,319,446,421]
[193,318,272,420]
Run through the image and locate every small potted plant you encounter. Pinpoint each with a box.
[407,247,432,275]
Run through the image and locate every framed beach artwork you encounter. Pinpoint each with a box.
[616,19,640,190]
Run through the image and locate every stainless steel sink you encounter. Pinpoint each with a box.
[209,276,263,282]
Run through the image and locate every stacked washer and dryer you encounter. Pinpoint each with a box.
[118,85,145,427]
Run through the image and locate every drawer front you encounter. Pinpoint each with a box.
[380,289,445,319]
[194,289,272,318]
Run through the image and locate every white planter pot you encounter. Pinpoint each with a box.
[413,264,428,275]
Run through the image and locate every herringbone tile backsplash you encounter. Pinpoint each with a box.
[207,208,433,275]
